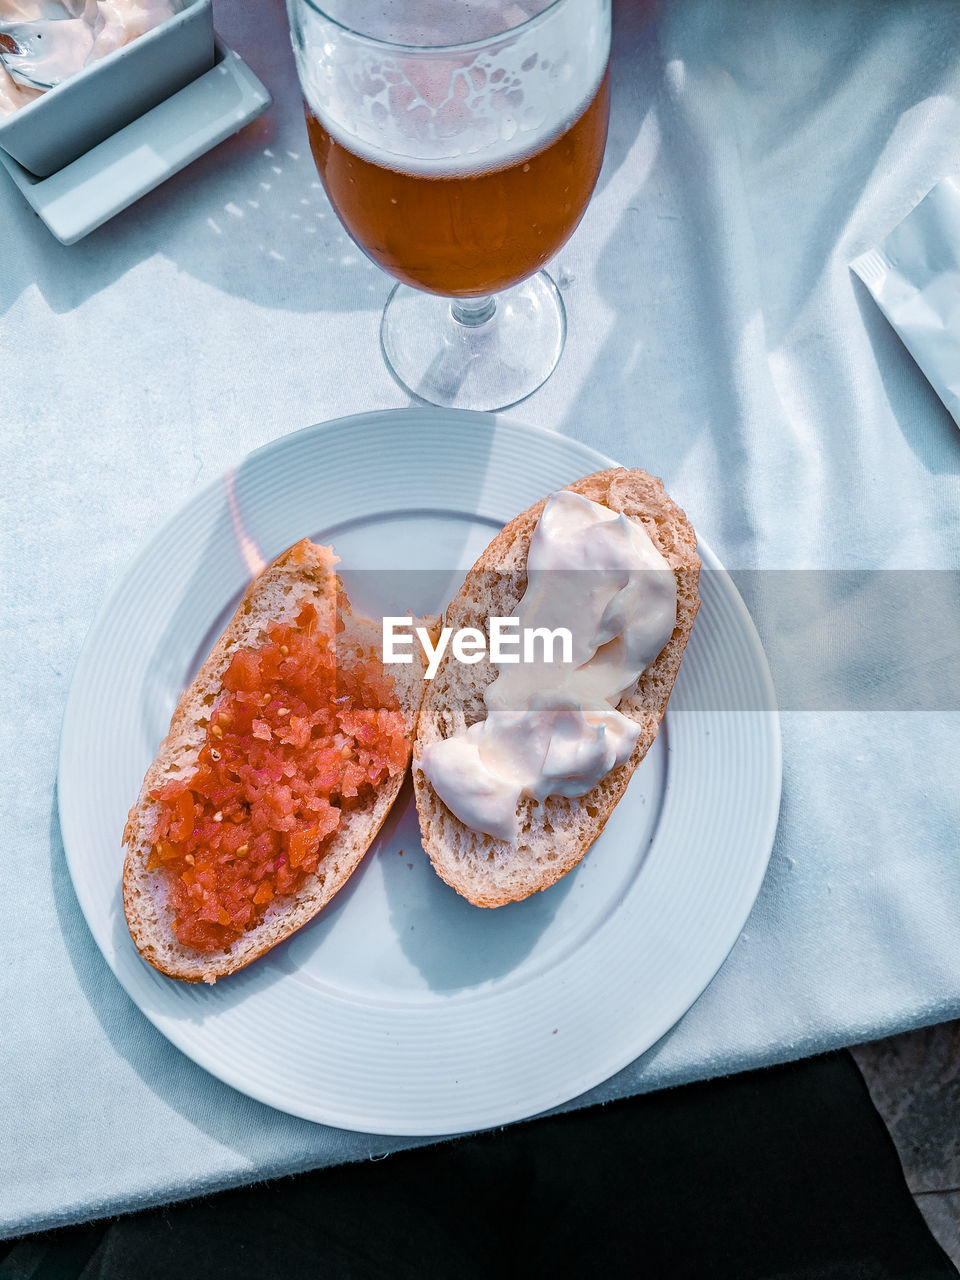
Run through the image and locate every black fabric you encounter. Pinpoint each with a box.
[2,1051,955,1280]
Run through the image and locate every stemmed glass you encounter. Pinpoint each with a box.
[287,0,611,411]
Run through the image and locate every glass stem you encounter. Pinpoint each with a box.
[450,295,496,327]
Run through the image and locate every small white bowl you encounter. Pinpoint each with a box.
[0,0,214,177]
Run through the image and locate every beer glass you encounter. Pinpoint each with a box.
[288,0,611,410]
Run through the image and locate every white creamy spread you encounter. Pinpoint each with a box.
[0,64,41,113]
[421,490,678,842]
[0,0,177,113]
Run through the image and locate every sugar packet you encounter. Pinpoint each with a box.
[852,176,960,427]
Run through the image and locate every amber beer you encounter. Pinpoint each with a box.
[305,71,609,298]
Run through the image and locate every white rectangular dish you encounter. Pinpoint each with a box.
[0,0,215,177]
[0,38,271,244]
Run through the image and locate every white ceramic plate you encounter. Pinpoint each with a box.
[58,410,781,1135]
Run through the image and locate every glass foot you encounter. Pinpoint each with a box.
[380,271,567,411]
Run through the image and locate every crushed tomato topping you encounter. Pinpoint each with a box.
[146,600,407,953]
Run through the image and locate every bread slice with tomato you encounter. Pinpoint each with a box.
[123,539,431,983]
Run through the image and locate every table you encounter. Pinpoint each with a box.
[2,0,959,1240]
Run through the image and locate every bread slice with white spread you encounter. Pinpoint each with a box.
[123,539,431,983]
[413,468,701,907]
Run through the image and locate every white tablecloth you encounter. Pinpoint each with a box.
[2,0,959,1239]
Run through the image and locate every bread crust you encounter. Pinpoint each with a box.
[413,469,701,907]
[123,539,430,983]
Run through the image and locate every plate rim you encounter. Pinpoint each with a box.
[58,408,782,1134]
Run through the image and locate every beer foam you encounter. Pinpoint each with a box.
[292,0,609,177]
